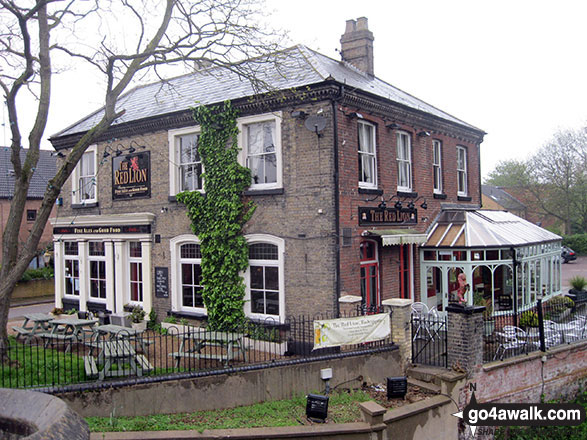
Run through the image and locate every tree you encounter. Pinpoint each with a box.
[485,127,587,234]
[0,0,281,357]
[484,159,532,187]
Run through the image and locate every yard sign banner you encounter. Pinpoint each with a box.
[313,313,390,350]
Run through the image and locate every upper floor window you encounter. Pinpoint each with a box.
[433,140,443,194]
[169,127,202,195]
[72,146,97,204]
[358,121,377,188]
[26,209,36,222]
[239,113,282,190]
[457,146,468,196]
[396,131,412,191]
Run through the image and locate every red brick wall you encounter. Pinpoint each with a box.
[336,104,482,303]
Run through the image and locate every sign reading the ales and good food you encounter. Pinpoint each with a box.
[112,151,151,199]
[313,313,390,350]
[358,207,417,226]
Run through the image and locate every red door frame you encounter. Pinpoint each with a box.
[399,244,411,299]
[360,240,380,308]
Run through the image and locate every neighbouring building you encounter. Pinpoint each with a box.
[49,18,562,324]
[0,147,56,267]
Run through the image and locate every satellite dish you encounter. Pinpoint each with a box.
[304,115,327,135]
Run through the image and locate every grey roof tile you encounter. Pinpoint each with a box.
[53,45,481,138]
[0,147,56,199]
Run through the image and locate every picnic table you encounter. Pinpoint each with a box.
[38,317,98,353]
[12,313,54,343]
[169,328,247,368]
[83,340,153,381]
[92,324,150,353]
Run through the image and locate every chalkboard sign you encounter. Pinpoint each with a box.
[155,267,169,298]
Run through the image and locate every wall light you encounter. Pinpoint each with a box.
[385,122,400,130]
[417,131,431,137]
[160,207,169,213]
[291,110,308,119]
[345,111,364,119]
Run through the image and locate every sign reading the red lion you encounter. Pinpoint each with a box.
[112,151,151,200]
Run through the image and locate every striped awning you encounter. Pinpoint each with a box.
[366,229,428,246]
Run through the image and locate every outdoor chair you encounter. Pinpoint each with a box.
[493,326,528,361]
[426,306,444,339]
[411,302,432,341]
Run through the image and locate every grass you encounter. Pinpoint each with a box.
[86,389,372,432]
[1,336,87,388]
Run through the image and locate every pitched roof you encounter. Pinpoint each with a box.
[481,185,526,212]
[52,45,482,139]
[423,210,560,248]
[0,147,56,199]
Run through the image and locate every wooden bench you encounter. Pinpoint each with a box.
[169,330,246,368]
[11,326,32,340]
[38,332,76,353]
[135,354,153,373]
[84,355,99,379]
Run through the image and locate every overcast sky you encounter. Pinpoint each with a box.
[4,0,587,178]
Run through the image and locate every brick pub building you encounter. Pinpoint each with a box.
[50,18,492,324]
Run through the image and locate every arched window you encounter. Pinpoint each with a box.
[170,235,205,313]
[245,235,285,322]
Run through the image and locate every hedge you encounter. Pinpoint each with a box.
[563,233,587,255]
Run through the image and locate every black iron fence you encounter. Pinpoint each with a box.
[483,295,587,362]
[411,312,448,368]
[1,308,394,390]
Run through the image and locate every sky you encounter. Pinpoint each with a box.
[3,0,587,178]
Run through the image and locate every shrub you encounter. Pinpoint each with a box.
[19,266,54,282]
[519,311,539,328]
[147,310,158,330]
[163,315,177,324]
[546,295,575,314]
[129,306,145,323]
[562,233,587,255]
[569,276,587,291]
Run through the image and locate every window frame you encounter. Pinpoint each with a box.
[179,242,205,313]
[170,235,207,314]
[244,234,285,323]
[72,145,97,204]
[238,112,283,191]
[358,120,377,189]
[128,241,143,305]
[88,241,107,302]
[63,241,80,298]
[457,146,468,196]
[432,140,443,194]
[26,209,36,222]
[396,131,412,192]
[168,126,203,196]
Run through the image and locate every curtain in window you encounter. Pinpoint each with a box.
[247,121,276,184]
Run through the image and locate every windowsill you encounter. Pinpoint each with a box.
[169,310,208,319]
[243,188,284,196]
[433,193,447,200]
[397,191,417,198]
[72,202,99,209]
[457,195,472,202]
[358,188,383,195]
[247,316,287,328]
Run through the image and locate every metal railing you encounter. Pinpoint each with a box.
[1,308,394,390]
[483,295,587,362]
[411,312,448,368]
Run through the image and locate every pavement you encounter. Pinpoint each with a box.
[561,255,587,292]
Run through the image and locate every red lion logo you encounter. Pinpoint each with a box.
[130,157,140,171]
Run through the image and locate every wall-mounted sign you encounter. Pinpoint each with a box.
[358,207,417,226]
[112,151,151,199]
[53,225,151,235]
[155,267,169,298]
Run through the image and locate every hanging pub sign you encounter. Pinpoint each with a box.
[358,206,417,226]
[112,151,151,200]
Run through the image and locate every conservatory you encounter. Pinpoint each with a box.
[420,210,562,316]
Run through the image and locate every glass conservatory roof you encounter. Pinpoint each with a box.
[423,210,561,248]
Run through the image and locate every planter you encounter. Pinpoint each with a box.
[160,322,192,334]
[110,312,131,327]
[243,337,288,355]
[131,321,147,332]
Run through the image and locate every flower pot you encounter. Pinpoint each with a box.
[131,321,147,332]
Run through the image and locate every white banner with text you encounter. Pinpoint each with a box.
[313,313,390,349]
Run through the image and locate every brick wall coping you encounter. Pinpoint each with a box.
[446,304,485,315]
[383,395,452,423]
[339,295,362,304]
[382,298,413,307]
[482,339,587,372]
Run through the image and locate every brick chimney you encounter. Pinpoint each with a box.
[340,17,374,76]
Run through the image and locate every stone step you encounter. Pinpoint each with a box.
[407,365,446,386]
[407,377,441,394]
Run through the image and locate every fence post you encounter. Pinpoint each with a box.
[446,305,485,375]
[536,299,546,352]
[382,298,412,371]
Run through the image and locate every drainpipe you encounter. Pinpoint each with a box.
[331,85,343,317]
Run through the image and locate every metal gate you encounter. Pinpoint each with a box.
[411,313,448,368]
